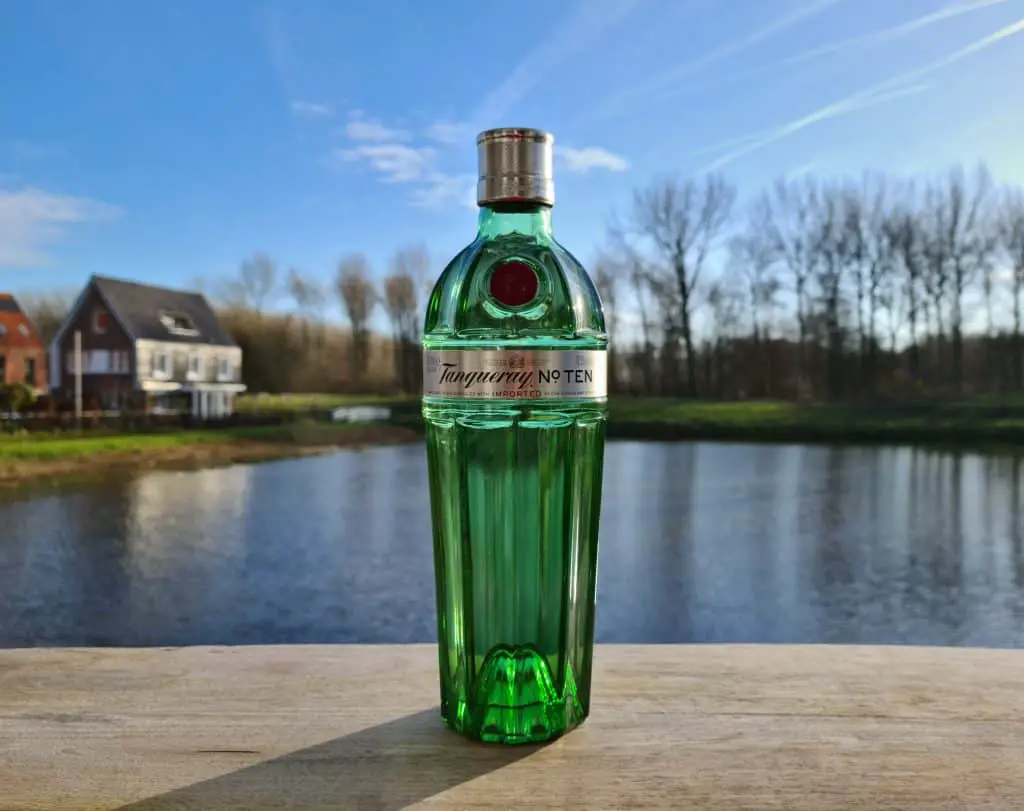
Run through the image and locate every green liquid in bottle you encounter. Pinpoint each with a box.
[423,133,608,744]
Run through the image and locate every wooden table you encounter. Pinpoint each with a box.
[1,644,1022,809]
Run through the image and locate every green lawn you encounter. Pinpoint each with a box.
[0,423,374,461]
[610,398,808,424]
[7,396,1024,462]
[606,396,1024,445]
[236,393,415,412]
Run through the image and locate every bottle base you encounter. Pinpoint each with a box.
[440,644,589,745]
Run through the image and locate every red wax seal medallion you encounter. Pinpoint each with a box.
[489,260,539,307]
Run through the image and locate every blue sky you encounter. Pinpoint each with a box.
[1,0,1022,307]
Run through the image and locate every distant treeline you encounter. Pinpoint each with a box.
[600,162,1024,401]
[18,162,1024,402]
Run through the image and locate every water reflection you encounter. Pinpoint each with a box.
[2,441,1024,648]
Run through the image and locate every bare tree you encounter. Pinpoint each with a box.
[16,290,73,344]
[216,253,279,313]
[705,280,744,396]
[287,268,328,376]
[628,175,736,395]
[814,182,856,400]
[593,254,623,393]
[729,216,779,343]
[886,193,925,383]
[845,172,895,396]
[383,246,428,392]
[647,272,683,394]
[335,253,377,384]
[941,165,994,390]
[758,176,820,387]
[288,268,326,316]
[607,216,658,395]
[998,188,1024,388]
[728,217,779,395]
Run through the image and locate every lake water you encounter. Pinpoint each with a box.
[2,441,1023,649]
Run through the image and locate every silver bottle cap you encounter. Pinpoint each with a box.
[476,128,555,207]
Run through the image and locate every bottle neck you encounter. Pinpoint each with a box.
[477,203,553,239]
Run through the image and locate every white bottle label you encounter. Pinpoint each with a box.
[423,349,607,400]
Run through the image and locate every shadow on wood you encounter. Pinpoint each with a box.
[114,707,545,810]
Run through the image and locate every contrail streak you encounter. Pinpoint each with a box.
[698,16,1024,172]
[469,0,646,132]
[587,0,841,121]
[663,0,1012,101]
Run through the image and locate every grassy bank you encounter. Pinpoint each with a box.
[6,394,1024,490]
[608,398,1024,446]
[0,422,419,489]
[236,393,1024,447]
[236,393,414,412]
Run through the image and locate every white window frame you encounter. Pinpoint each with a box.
[86,350,102,374]
[112,350,130,374]
[187,354,202,381]
[153,352,171,380]
[217,357,231,382]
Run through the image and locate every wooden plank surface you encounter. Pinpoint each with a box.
[0,644,1022,810]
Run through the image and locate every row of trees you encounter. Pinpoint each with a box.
[16,161,1024,401]
[599,163,1024,400]
[17,246,429,396]
[196,247,429,394]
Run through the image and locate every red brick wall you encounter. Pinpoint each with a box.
[0,347,48,392]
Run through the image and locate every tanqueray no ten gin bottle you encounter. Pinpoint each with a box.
[422,127,609,744]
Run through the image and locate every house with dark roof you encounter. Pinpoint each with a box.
[48,275,245,416]
[0,294,48,394]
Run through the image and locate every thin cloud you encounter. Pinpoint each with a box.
[589,0,841,121]
[411,173,477,210]
[468,0,646,131]
[663,0,1012,100]
[344,117,409,142]
[424,122,469,145]
[291,101,333,117]
[332,144,435,183]
[329,113,472,206]
[558,146,631,173]
[699,15,1024,171]
[0,187,120,268]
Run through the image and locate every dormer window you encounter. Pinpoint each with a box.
[93,309,110,334]
[158,310,200,337]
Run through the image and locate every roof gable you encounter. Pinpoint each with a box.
[0,294,44,349]
[91,276,238,347]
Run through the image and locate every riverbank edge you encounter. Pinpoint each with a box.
[0,424,421,491]
[607,419,1024,449]
[5,411,1024,491]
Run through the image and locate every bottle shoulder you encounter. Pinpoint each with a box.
[423,233,607,348]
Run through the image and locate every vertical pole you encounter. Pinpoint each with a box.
[74,329,83,427]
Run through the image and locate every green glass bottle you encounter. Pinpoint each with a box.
[422,128,608,744]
